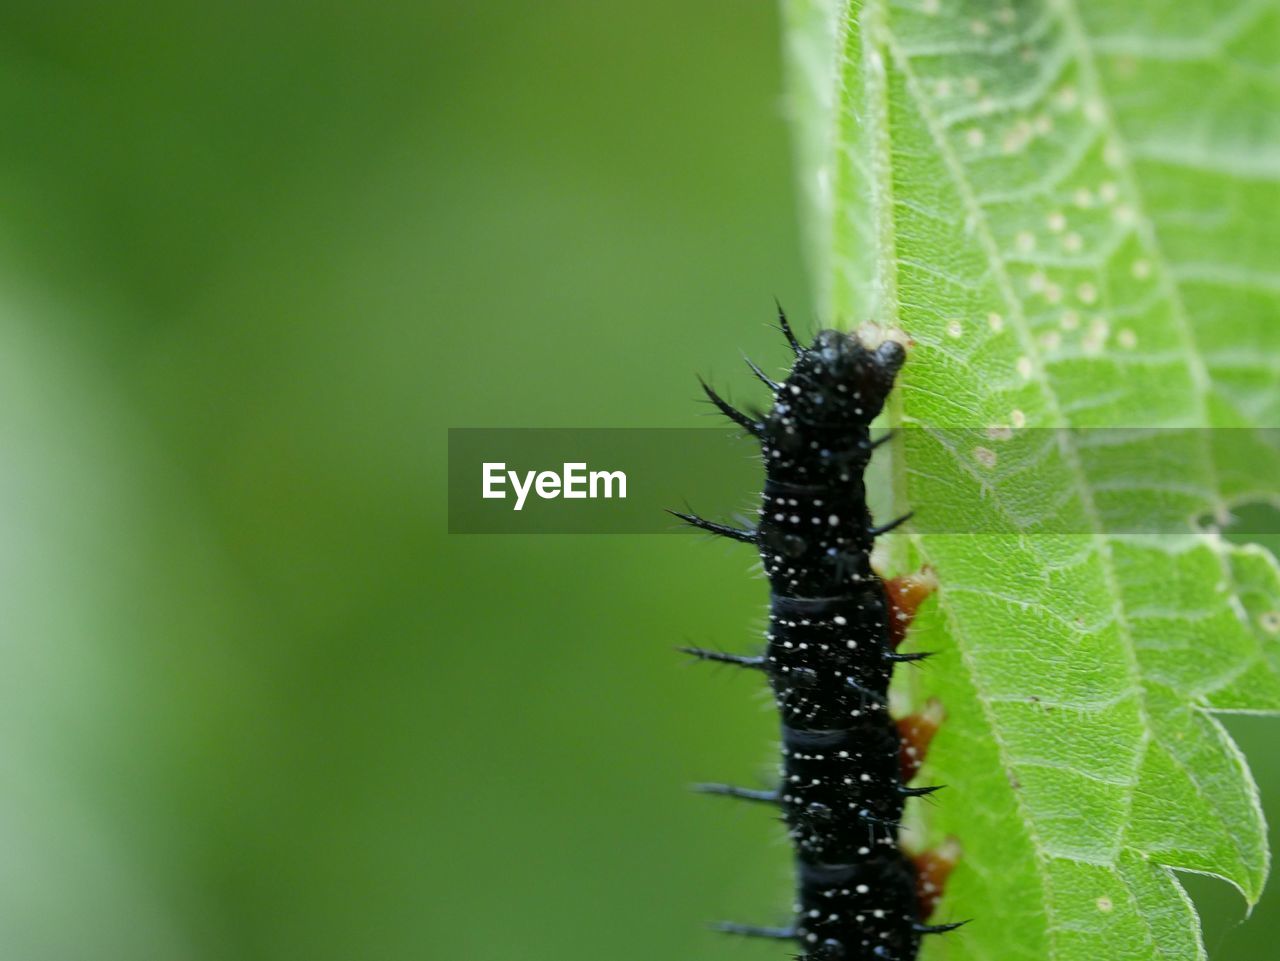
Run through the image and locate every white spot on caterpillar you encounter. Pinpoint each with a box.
[1073,187,1094,208]
[1047,211,1066,233]
[1016,356,1033,379]
[1261,611,1280,634]
[1117,328,1137,349]
[1131,259,1151,280]
[922,0,940,15]
[973,446,997,468]
[1096,896,1114,913]
[1062,232,1083,253]
[965,127,985,148]
[1015,231,1036,253]
[1010,408,1027,428]
[1077,282,1098,305]
[1098,181,1119,203]
[970,18,989,37]
[947,319,964,338]
[988,312,1004,332]
[1061,310,1080,331]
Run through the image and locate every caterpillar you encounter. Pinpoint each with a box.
[675,307,963,961]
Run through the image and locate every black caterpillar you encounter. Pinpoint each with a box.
[675,307,962,961]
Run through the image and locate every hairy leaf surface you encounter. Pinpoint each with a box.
[782,1,1280,957]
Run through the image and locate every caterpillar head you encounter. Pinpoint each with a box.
[786,329,906,426]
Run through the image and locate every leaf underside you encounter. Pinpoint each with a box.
[782,1,1280,959]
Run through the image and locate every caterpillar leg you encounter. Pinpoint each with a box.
[884,567,939,647]
[913,838,964,922]
[897,698,944,782]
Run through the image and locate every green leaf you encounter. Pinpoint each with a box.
[781,1,1280,958]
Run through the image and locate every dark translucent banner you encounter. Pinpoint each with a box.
[447,428,1280,535]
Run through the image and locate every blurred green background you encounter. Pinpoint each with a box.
[0,3,1273,959]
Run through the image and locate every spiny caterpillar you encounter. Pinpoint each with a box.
[674,307,964,961]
